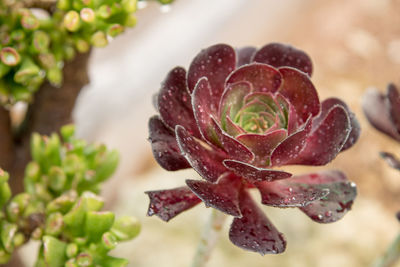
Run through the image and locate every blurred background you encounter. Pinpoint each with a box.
[24,0,400,266]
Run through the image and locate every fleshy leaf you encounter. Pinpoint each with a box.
[290,106,351,166]
[157,67,200,137]
[186,173,242,217]
[278,67,320,124]
[253,43,313,76]
[210,117,254,163]
[148,116,190,171]
[192,78,219,144]
[146,186,201,222]
[187,44,236,98]
[270,117,312,166]
[223,159,292,183]
[236,46,257,67]
[275,94,298,134]
[226,63,282,94]
[380,152,400,170]
[219,81,252,131]
[255,180,329,208]
[176,125,228,183]
[388,84,400,134]
[314,98,360,151]
[229,190,286,255]
[225,114,246,137]
[236,130,287,163]
[294,170,357,223]
[362,88,400,141]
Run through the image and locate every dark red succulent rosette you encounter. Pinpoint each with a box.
[363,84,400,169]
[147,43,359,254]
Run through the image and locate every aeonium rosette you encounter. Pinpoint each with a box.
[147,43,360,254]
[363,84,400,170]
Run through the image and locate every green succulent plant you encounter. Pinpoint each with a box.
[0,0,140,104]
[0,124,140,266]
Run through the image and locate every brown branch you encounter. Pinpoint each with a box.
[10,51,91,194]
[0,106,14,172]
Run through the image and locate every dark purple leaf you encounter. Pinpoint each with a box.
[236,46,257,67]
[229,190,286,255]
[210,117,254,163]
[148,116,190,171]
[380,151,400,170]
[314,98,360,151]
[236,130,287,163]
[192,78,219,144]
[270,117,312,166]
[187,44,236,100]
[223,159,292,183]
[186,173,242,217]
[157,67,200,137]
[290,106,351,166]
[388,84,400,134]
[362,88,400,141]
[255,180,329,208]
[226,63,282,94]
[253,43,313,76]
[294,170,357,223]
[146,186,201,222]
[275,93,298,134]
[176,125,228,183]
[278,67,320,124]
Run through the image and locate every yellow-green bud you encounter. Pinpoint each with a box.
[80,8,95,23]
[111,216,140,241]
[91,31,108,48]
[0,47,21,66]
[45,212,64,236]
[66,243,79,258]
[20,14,40,30]
[64,11,81,32]
[76,253,92,267]
[107,24,124,37]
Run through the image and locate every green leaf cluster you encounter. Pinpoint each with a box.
[0,124,140,266]
[0,0,139,104]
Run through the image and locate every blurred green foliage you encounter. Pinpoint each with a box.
[0,0,139,104]
[0,124,140,266]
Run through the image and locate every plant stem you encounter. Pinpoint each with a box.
[191,209,227,267]
[374,233,400,267]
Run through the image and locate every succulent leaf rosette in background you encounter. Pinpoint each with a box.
[147,43,360,254]
[363,84,400,170]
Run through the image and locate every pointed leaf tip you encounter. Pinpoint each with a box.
[229,190,286,255]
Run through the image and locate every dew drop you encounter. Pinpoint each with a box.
[317,214,323,220]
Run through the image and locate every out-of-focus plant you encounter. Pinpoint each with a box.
[363,83,400,267]
[147,43,360,266]
[0,124,140,266]
[0,0,139,103]
[0,0,172,266]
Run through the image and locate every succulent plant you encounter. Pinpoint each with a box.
[0,0,139,104]
[147,43,360,255]
[0,125,140,266]
[363,83,400,169]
